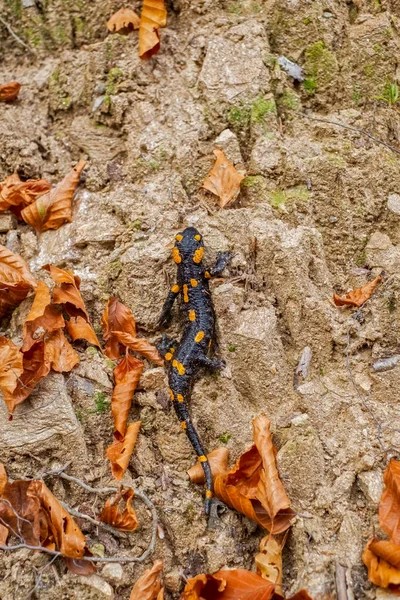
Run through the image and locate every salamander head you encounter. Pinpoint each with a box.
[173,227,204,264]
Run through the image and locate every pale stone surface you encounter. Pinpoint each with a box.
[101,563,123,583]
[387,193,400,214]
[358,470,384,505]
[214,129,243,165]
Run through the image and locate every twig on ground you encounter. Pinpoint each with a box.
[0,16,35,54]
[299,112,400,157]
[59,501,128,540]
[335,563,349,600]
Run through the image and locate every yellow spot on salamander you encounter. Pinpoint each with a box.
[169,347,175,354]
[205,490,213,498]
[183,284,189,303]
[193,247,204,264]
[190,279,198,287]
[165,352,173,361]
[169,389,174,400]
[199,455,207,462]
[204,271,211,279]
[177,394,184,402]
[195,331,205,343]
[172,359,178,368]
[194,234,201,241]
[177,362,185,375]
[189,310,196,321]
[172,247,182,264]
[181,421,187,430]
[175,234,183,241]
[171,284,180,293]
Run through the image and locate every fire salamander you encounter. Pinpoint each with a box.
[158,227,231,515]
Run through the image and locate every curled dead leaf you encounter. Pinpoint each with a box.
[212,414,294,533]
[22,280,65,352]
[0,81,20,102]
[0,336,23,409]
[255,534,285,587]
[106,421,141,481]
[130,559,163,600]
[21,160,86,232]
[379,459,400,545]
[202,147,245,208]
[0,245,36,317]
[333,276,381,308]
[66,316,101,349]
[362,537,400,591]
[139,0,167,59]
[0,173,51,214]
[112,330,164,365]
[187,447,230,484]
[181,569,275,600]
[45,264,88,318]
[107,7,140,32]
[110,354,144,439]
[99,487,138,532]
[44,329,80,372]
[101,296,137,359]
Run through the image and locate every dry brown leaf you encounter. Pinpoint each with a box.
[44,329,80,372]
[106,421,141,481]
[362,537,400,591]
[379,459,400,545]
[130,559,163,600]
[21,160,86,232]
[212,414,294,533]
[181,569,275,600]
[0,463,7,494]
[112,330,164,365]
[107,7,140,32]
[187,447,230,484]
[202,147,245,208]
[139,0,167,59]
[45,264,88,318]
[333,276,381,308]
[66,316,101,349]
[0,81,20,102]
[101,296,137,359]
[22,280,65,352]
[0,245,37,317]
[0,336,23,405]
[99,487,138,532]
[0,173,51,214]
[109,353,144,439]
[285,593,314,600]
[255,535,284,587]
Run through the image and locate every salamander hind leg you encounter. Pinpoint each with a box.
[196,355,226,371]
[157,333,178,361]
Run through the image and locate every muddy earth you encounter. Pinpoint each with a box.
[1,0,400,598]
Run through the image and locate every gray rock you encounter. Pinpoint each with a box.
[358,470,383,505]
[61,574,114,599]
[366,232,400,273]
[0,213,17,232]
[101,563,123,583]
[373,355,400,372]
[387,193,400,215]
[278,56,304,82]
[250,136,281,172]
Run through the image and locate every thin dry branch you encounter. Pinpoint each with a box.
[0,16,34,54]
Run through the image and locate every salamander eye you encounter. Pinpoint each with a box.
[194,234,201,241]
[175,234,183,242]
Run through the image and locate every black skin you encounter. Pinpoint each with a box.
[158,227,231,515]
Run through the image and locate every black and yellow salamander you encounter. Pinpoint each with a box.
[158,227,231,515]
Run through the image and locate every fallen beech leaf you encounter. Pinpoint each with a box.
[99,487,138,532]
[181,569,275,600]
[139,0,167,59]
[0,463,7,494]
[286,592,314,600]
[187,447,230,484]
[379,459,400,545]
[362,537,400,591]
[21,159,86,232]
[0,81,20,102]
[130,559,163,600]
[66,316,101,349]
[101,296,137,359]
[0,173,51,214]
[63,557,96,576]
[106,421,141,480]
[44,329,80,372]
[110,353,144,439]
[22,280,65,352]
[112,330,164,365]
[202,147,245,208]
[0,245,37,317]
[107,7,140,32]
[0,336,23,405]
[212,415,294,533]
[3,342,50,414]
[255,535,284,587]
[333,276,381,308]
[44,264,88,318]
[0,524,8,545]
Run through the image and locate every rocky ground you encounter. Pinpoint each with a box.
[1,0,400,598]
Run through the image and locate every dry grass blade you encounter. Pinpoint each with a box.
[106,421,142,481]
[107,7,140,32]
[21,159,86,232]
[202,147,245,208]
[139,0,167,59]
[333,276,381,308]
[130,559,163,600]
[99,488,138,532]
[0,81,20,102]
[187,447,230,484]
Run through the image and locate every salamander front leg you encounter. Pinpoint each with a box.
[196,355,226,371]
[158,284,180,328]
[157,333,178,360]
[208,251,232,278]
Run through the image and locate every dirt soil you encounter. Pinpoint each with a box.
[2,0,400,598]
